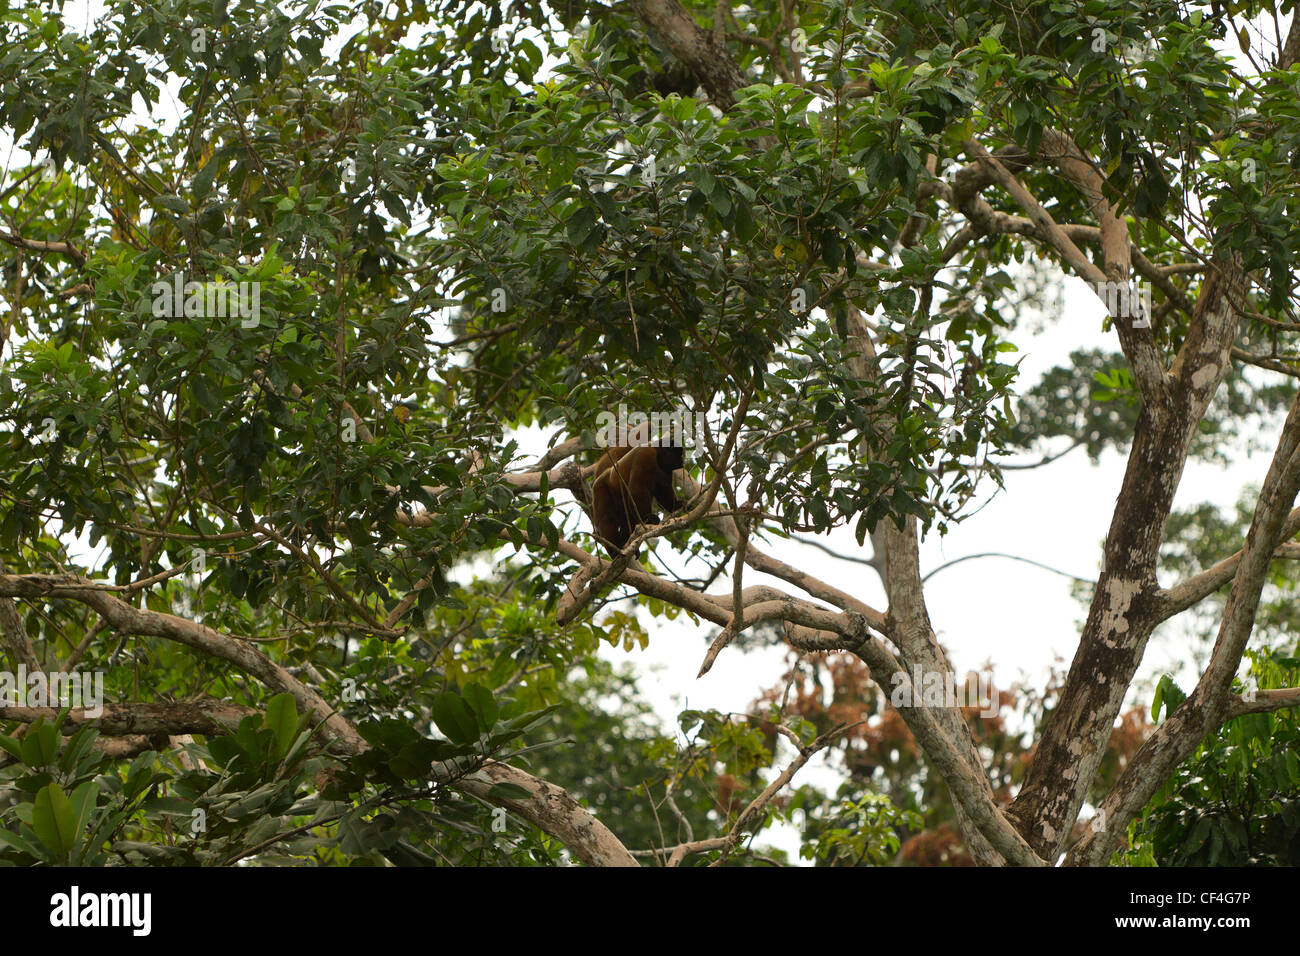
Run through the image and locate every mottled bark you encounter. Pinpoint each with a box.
[0,559,42,670]
[628,0,746,109]
[458,762,639,867]
[0,700,256,737]
[1066,384,1300,864]
[1007,262,1243,859]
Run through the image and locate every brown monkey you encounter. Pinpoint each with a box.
[590,444,685,554]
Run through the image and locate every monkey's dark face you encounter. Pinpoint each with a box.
[656,445,685,471]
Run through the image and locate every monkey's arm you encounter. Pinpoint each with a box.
[591,474,629,549]
[651,469,678,515]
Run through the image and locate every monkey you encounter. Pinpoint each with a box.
[589,444,685,554]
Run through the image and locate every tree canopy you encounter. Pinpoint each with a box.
[1,0,1299,867]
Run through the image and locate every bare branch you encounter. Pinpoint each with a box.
[0,700,256,737]
[1232,347,1300,379]
[0,230,86,266]
[1154,508,1300,619]
[1225,686,1300,719]
[457,761,638,867]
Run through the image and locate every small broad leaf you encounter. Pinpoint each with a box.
[432,693,479,745]
[487,783,531,801]
[462,683,499,731]
[32,783,77,858]
[263,693,299,760]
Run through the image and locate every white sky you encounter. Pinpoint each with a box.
[596,275,1277,726]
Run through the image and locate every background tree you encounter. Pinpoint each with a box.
[1,0,1299,865]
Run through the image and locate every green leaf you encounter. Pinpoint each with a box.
[21,718,60,767]
[154,194,190,215]
[67,780,99,860]
[264,693,299,760]
[487,782,531,801]
[462,682,499,731]
[192,376,221,412]
[733,200,758,243]
[32,783,77,858]
[58,725,100,773]
[710,187,732,217]
[694,168,717,197]
[0,734,23,762]
[1184,815,1211,858]
[0,827,46,860]
[432,692,479,744]
[208,734,241,768]
[358,717,421,751]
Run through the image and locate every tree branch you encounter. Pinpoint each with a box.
[628,0,746,110]
[1067,382,1300,865]
[0,572,365,753]
[1154,508,1300,619]
[964,136,1168,407]
[0,700,256,737]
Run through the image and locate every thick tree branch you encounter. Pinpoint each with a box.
[0,560,42,671]
[628,0,746,110]
[456,761,638,866]
[0,230,86,267]
[1154,508,1300,618]
[1224,686,1300,719]
[1009,254,1244,860]
[964,136,1168,407]
[847,625,1044,865]
[0,572,365,753]
[1067,384,1300,865]
[0,700,256,737]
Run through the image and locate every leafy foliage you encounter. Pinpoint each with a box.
[1,0,1298,865]
[1121,649,1300,866]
